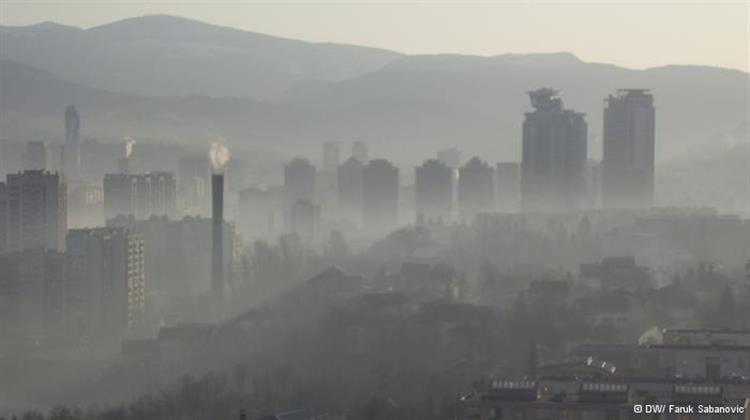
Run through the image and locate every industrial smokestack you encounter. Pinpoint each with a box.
[212,173,224,301]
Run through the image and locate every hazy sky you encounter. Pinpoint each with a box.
[1,1,748,71]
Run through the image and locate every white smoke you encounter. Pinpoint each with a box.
[124,136,136,158]
[209,140,230,173]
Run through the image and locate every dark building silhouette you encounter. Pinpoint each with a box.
[602,89,656,209]
[22,141,47,171]
[496,162,521,211]
[103,172,177,219]
[521,88,587,212]
[363,159,399,231]
[415,159,453,223]
[63,105,81,181]
[284,158,316,209]
[458,157,495,219]
[5,170,67,252]
[337,157,365,225]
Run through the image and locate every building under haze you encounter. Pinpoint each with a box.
[63,105,81,181]
[351,141,369,163]
[65,227,145,336]
[337,157,365,225]
[0,248,65,335]
[323,141,341,172]
[521,88,588,212]
[284,158,316,208]
[415,159,453,223]
[458,157,495,219]
[363,159,399,231]
[290,199,320,243]
[107,215,241,296]
[22,141,47,171]
[4,170,67,252]
[602,89,656,209]
[103,172,177,219]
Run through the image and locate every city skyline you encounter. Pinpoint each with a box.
[0,4,748,419]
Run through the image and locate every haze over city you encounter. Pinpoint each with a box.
[0,2,749,420]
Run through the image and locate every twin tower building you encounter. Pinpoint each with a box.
[522,88,655,212]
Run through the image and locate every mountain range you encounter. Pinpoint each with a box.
[0,14,747,164]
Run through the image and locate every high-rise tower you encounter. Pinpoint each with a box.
[64,105,81,181]
[521,88,587,212]
[602,89,655,209]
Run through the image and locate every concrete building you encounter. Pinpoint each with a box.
[496,162,521,212]
[458,157,495,219]
[603,89,655,209]
[22,141,47,171]
[63,105,81,181]
[415,159,453,223]
[521,88,588,212]
[65,227,145,337]
[337,157,365,225]
[459,378,750,420]
[363,159,399,231]
[284,158,316,208]
[103,172,177,219]
[290,199,320,243]
[5,170,67,252]
[107,215,241,296]
[573,342,750,381]
[0,249,66,335]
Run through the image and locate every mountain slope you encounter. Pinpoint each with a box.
[0,15,401,100]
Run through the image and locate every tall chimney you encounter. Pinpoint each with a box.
[212,173,224,301]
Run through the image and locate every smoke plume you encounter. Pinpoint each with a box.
[124,136,136,158]
[209,140,230,173]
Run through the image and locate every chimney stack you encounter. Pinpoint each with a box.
[212,173,224,301]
